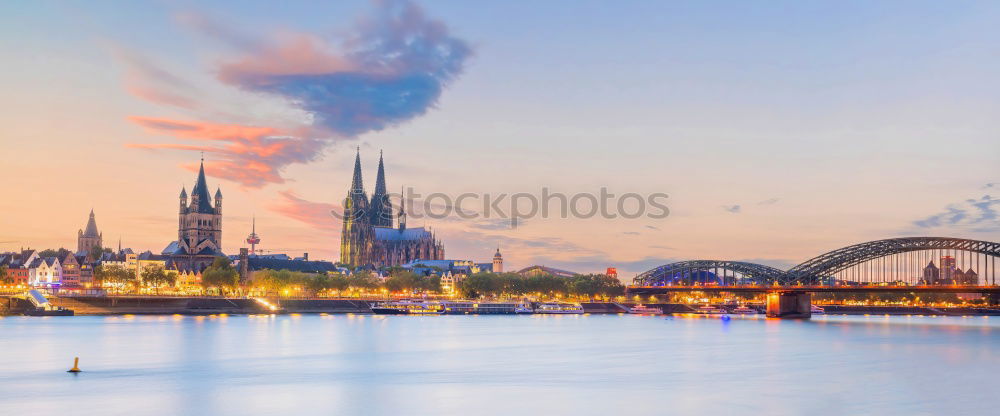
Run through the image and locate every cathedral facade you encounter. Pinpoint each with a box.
[340,150,444,267]
[162,158,225,272]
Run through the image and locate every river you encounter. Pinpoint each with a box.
[0,314,996,415]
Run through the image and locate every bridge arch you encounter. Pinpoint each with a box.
[784,237,1000,284]
[633,260,787,286]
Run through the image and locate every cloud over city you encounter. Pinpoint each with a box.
[267,190,342,231]
[912,194,1000,233]
[122,0,471,188]
[127,117,325,188]
[216,0,472,137]
[722,204,742,214]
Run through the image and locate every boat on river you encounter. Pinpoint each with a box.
[441,301,532,315]
[730,305,758,314]
[628,304,663,315]
[694,305,726,314]
[370,301,443,315]
[534,302,584,314]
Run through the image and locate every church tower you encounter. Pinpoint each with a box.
[77,209,103,254]
[177,158,223,257]
[340,149,373,266]
[493,246,503,273]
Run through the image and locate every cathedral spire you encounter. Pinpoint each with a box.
[369,150,393,227]
[350,147,365,195]
[190,157,215,213]
[374,150,387,196]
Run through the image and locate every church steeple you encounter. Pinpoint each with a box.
[369,150,393,227]
[374,150,387,196]
[190,158,215,213]
[350,147,365,196]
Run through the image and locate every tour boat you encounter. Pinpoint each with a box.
[628,304,663,315]
[730,305,757,314]
[695,305,726,314]
[811,305,826,314]
[370,301,443,315]
[441,301,526,315]
[534,302,584,314]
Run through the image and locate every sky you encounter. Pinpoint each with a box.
[1,0,998,277]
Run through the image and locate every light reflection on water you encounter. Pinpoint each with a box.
[0,314,996,416]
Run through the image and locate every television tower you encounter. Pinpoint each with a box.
[246,216,261,255]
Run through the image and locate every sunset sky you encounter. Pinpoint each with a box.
[1,0,998,276]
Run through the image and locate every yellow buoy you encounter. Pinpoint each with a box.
[67,357,81,373]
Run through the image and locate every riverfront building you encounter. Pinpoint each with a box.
[922,257,979,285]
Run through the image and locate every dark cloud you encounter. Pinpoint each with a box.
[128,0,470,188]
[217,0,471,137]
[912,195,999,233]
[722,204,741,214]
[757,198,780,206]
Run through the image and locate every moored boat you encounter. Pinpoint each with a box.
[695,305,726,314]
[628,304,663,315]
[535,302,584,314]
[370,301,443,315]
[441,301,525,315]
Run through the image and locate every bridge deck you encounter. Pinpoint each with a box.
[627,285,1000,294]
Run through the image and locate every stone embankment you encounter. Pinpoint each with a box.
[45,296,373,315]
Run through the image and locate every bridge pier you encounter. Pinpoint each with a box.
[766,292,811,319]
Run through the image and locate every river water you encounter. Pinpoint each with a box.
[0,313,996,415]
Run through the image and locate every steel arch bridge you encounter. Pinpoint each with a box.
[632,260,788,286]
[631,237,1000,288]
[784,237,1000,284]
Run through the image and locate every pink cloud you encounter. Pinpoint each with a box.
[113,47,200,110]
[218,34,356,86]
[121,0,469,187]
[267,190,342,231]
[127,117,327,188]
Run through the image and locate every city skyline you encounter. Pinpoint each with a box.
[2,0,999,275]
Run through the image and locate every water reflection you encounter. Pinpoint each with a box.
[0,314,996,415]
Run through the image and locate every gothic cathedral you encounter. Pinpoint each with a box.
[340,150,444,267]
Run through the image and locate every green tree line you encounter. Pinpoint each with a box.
[458,272,624,299]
